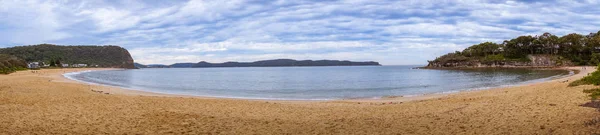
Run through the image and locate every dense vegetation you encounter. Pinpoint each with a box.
[583,88,600,100]
[0,44,135,69]
[0,54,27,74]
[574,66,600,100]
[570,65,600,87]
[429,31,600,67]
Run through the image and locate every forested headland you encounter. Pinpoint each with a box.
[427,31,600,68]
[0,44,136,69]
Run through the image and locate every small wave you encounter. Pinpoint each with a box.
[63,70,101,85]
[62,70,140,90]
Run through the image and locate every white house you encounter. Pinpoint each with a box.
[72,64,88,68]
[62,64,69,68]
[42,62,50,67]
[27,62,40,69]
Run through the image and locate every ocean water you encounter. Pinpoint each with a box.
[65,66,571,100]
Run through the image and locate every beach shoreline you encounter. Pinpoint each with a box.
[59,66,587,103]
[1,66,599,134]
[345,66,587,103]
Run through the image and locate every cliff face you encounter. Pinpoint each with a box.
[427,55,573,68]
[0,44,136,69]
[114,47,135,69]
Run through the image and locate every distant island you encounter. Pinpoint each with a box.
[135,59,381,68]
[0,44,136,71]
[427,30,600,68]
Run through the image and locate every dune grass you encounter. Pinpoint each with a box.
[0,54,28,74]
[569,65,600,87]
[583,88,600,100]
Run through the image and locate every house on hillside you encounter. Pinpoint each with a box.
[62,64,69,68]
[27,62,40,69]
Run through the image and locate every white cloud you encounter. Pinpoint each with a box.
[78,8,141,32]
[2,0,600,65]
[0,0,71,44]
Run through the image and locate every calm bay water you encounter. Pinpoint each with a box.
[65,66,571,100]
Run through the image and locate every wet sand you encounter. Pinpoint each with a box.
[1,67,599,134]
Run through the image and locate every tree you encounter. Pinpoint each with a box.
[588,34,600,53]
[55,58,62,67]
[49,59,56,67]
[503,36,535,59]
[559,33,588,65]
[590,53,600,66]
[535,32,559,54]
[463,42,501,57]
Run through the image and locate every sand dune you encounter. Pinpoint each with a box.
[0,67,599,134]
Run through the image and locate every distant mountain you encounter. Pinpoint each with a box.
[136,63,176,68]
[138,59,380,68]
[170,63,195,68]
[0,44,136,69]
[187,59,380,68]
[146,64,169,68]
[134,63,147,68]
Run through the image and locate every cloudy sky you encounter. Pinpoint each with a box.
[1,0,599,65]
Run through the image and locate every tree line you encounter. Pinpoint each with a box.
[0,44,135,69]
[431,30,600,66]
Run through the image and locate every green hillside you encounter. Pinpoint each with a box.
[0,54,27,74]
[428,31,600,68]
[0,44,135,69]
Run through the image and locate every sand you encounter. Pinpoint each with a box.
[1,67,599,134]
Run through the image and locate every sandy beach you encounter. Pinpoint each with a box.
[1,67,599,134]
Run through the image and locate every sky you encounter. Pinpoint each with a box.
[1,0,600,65]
